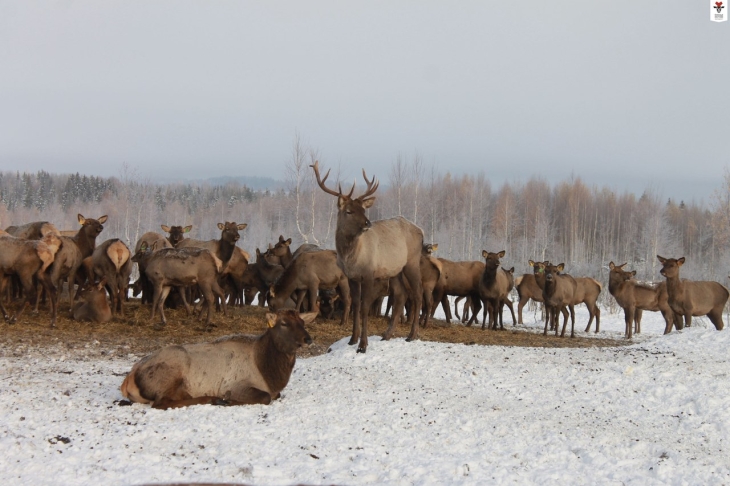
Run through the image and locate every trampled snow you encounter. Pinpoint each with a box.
[1,308,729,485]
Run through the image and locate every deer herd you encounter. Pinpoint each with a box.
[2,165,730,407]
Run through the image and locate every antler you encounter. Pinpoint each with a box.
[360,169,379,199]
[311,160,341,197]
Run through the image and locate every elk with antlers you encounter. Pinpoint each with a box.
[312,161,423,352]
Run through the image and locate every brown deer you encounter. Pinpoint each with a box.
[268,235,319,268]
[478,251,514,330]
[608,262,677,338]
[312,160,423,352]
[516,261,547,324]
[574,277,602,333]
[176,222,247,269]
[132,243,226,329]
[72,278,112,323]
[48,214,108,309]
[419,244,442,327]
[269,250,351,326]
[656,256,729,331]
[4,221,60,239]
[431,258,484,325]
[82,239,133,317]
[132,232,173,304]
[0,233,62,326]
[541,263,577,337]
[219,246,250,306]
[161,224,192,247]
[120,310,316,409]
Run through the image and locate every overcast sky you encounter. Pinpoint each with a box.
[1,1,728,203]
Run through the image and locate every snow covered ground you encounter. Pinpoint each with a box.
[1,307,729,485]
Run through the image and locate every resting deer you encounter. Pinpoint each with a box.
[312,160,423,353]
[656,256,728,331]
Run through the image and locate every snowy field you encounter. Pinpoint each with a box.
[1,306,729,485]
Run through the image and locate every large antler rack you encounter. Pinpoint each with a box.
[311,160,380,199]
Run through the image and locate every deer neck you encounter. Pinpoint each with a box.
[664,272,683,298]
[217,238,236,266]
[255,331,296,394]
[73,228,97,258]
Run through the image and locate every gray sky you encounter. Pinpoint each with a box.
[1,1,728,203]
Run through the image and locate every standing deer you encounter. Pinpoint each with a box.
[542,263,577,337]
[82,239,133,317]
[656,256,728,331]
[312,161,423,353]
[478,251,514,330]
[608,262,677,338]
[49,214,107,309]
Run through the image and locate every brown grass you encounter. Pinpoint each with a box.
[0,299,627,359]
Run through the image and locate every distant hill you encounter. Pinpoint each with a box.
[204,175,285,191]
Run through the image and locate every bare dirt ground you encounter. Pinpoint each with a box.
[0,298,627,360]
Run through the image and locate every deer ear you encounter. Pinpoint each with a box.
[256,248,262,257]
[481,250,488,258]
[278,235,285,242]
[217,223,225,230]
[269,286,276,298]
[362,197,376,209]
[78,214,86,225]
[338,196,348,210]
[508,267,514,273]
[657,255,666,264]
[161,225,171,233]
[237,223,247,230]
[557,263,565,271]
[285,238,292,246]
[300,312,317,325]
[609,262,615,270]
[97,277,107,289]
[678,257,685,266]
[266,313,277,328]
[140,241,148,251]
[183,225,192,233]
[97,215,108,224]
[528,260,535,267]
[431,244,438,252]
[631,270,636,276]
[498,250,506,258]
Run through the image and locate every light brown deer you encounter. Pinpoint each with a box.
[541,263,577,337]
[312,160,423,352]
[132,232,173,304]
[431,258,484,325]
[268,249,351,327]
[608,262,678,338]
[656,256,729,331]
[516,261,547,324]
[50,215,108,306]
[82,239,133,317]
[419,244,442,327]
[132,243,226,329]
[478,251,514,330]
[4,221,60,239]
[0,233,62,326]
[574,277,602,333]
[120,310,316,409]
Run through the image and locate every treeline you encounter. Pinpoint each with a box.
[1,163,729,305]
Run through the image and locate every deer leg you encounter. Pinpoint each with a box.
[0,276,11,321]
[625,306,634,339]
[213,280,227,317]
[38,271,58,328]
[338,277,351,328]
[358,277,375,352]
[594,304,601,333]
[506,297,517,326]
[454,296,463,321]
[517,295,529,325]
[382,277,406,341]
[634,309,642,334]
[155,286,172,329]
[401,263,423,342]
[708,308,724,331]
[348,279,361,346]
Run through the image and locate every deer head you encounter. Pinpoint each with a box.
[311,160,379,237]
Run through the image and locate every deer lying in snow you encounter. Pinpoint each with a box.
[120,310,316,409]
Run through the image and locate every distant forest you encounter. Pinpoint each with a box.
[2,157,730,306]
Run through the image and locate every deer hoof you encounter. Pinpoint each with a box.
[356,347,367,354]
[211,398,230,406]
[153,322,166,331]
[348,338,358,346]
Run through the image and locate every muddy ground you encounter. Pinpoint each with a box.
[0,299,627,360]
